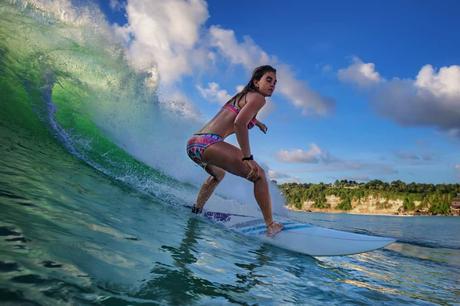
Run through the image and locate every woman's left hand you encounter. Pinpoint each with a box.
[244,160,259,181]
[258,123,268,134]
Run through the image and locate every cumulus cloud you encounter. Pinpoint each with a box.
[208,26,269,68]
[107,0,334,115]
[209,26,334,115]
[337,57,382,87]
[276,144,332,163]
[373,65,460,135]
[40,0,332,119]
[114,0,209,84]
[415,65,460,98]
[197,82,232,104]
[277,64,334,115]
[108,1,333,118]
[338,58,460,137]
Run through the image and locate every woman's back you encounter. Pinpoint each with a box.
[197,92,258,138]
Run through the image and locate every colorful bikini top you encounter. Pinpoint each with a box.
[223,94,257,129]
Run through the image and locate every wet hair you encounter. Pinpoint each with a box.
[228,65,276,105]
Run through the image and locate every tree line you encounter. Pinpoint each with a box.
[279,180,460,215]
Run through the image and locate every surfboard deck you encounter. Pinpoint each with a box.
[186,205,396,256]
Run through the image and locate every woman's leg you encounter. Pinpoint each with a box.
[202,142,282,235]
[194,165,225,211]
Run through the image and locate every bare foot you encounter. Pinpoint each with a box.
[191,206,203,214]
[267,221,283,237]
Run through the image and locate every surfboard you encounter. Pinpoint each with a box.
[187,206,396,256]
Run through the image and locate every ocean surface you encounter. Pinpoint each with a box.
[1,2,459,305]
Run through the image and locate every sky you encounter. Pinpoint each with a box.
[93,0,460,184]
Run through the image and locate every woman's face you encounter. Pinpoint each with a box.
[254,71,277,96]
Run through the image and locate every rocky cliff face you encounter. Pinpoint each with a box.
[295,195,430,215]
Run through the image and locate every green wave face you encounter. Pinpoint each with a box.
[0,1,189,196]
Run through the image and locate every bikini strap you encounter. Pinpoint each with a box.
[232,94,240,109]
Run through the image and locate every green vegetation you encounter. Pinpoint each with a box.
[337,196,352,211]
[279,180,460,215]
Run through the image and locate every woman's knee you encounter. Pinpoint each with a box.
[256,167,266,181]
[258,167,266,179]
[245,166,266,183]
[214,170,225,182]
[209,168,225,183]
[205,165,226,183]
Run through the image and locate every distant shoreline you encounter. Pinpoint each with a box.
[287,206,415,217]
[286,205,456,217]
[279,181,460,217]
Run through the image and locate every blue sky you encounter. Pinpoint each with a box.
[96,0,460,184]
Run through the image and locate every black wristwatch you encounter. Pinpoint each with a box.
[242,155,253,161]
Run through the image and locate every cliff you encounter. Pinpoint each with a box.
[289,195,428,216]
[280,182,460,216]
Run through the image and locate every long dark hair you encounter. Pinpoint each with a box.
[227,65,276,105]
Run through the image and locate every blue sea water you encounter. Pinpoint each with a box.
[1,1,459,305]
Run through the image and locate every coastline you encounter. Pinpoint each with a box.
[286,205,454,217]
[279,182,460,217]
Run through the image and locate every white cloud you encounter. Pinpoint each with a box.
[257,97,276,120]
[276,144,331,163]
[41,0,333,119]
[277,64,334,115]
[209,26,334,116]
[415,65,460,98]
[197,82,232,104]
[208,26,267,66]
[456,164,460,171]
[114,0,209,84]
[268,169,291,180]
[337,57,382,87]
[338,58,460,137]
[158,90,201,120]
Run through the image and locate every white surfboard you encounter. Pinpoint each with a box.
[191,206,396,256]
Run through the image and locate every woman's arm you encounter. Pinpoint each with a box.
[255,119,268,134]
[234,92,266,157]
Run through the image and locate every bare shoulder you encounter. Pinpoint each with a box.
[245,91,266,106]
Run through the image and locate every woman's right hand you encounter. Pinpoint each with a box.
[243,159,259,181]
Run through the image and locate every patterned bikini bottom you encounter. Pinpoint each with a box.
[186,133,223,169]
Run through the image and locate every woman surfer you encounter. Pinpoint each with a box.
[186,65,283,237]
